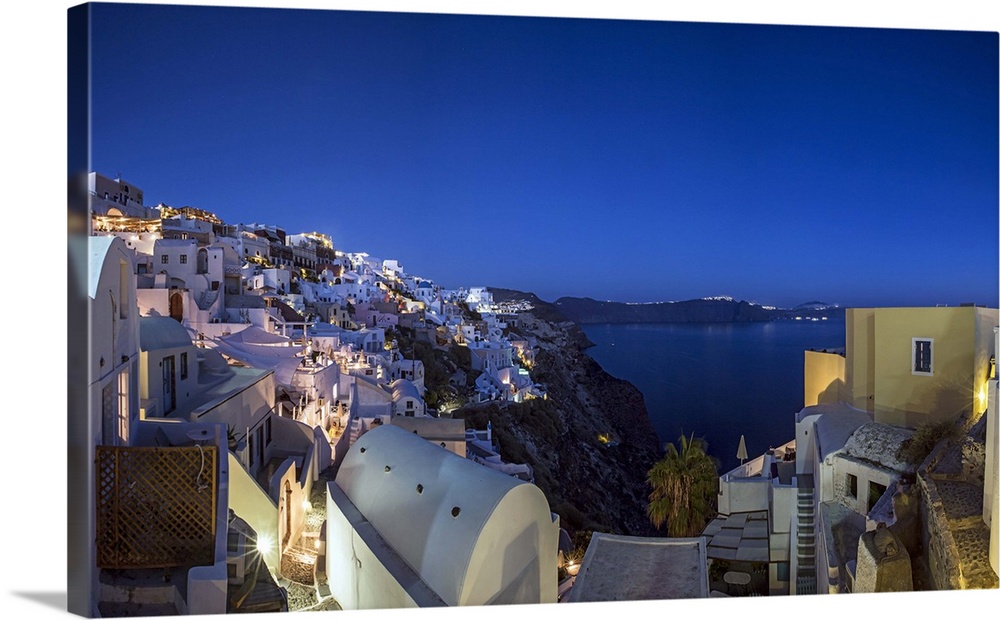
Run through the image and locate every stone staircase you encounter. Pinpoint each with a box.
[98,569,183,616]
[197,289,219,311]
[795,477,817,595]
[348,417,363,448]
[279,470,336,611]
[281,540,318,586]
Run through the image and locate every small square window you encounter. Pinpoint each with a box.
[913,338,933,375]
[161,255,169,264]
[180,255,188,264]
[868,481,887,513]
[847,473,858,499]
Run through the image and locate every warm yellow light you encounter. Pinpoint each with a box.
[314,539,321,550]
[302,499,312,513]
[257,534,273,556]
[977,386,987,409]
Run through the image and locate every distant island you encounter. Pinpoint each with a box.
[493,290,844,325]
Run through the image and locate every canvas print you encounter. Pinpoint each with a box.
[67,1,999,617]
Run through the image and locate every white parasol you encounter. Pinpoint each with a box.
[737,434,748,465]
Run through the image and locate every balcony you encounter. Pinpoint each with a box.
[718,440,796,515]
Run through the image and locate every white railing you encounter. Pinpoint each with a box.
[722,454,766,481]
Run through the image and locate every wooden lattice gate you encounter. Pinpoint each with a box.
[96,446,217,569]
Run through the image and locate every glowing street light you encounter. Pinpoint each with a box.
[256,534,273,556]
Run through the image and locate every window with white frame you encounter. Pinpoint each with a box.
[912,338,933,376]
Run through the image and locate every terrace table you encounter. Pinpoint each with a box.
[723,571,751,596]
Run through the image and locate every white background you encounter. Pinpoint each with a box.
[4,1,998,619]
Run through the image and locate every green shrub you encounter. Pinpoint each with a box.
[553,503,588,531]
[897,420,954,465]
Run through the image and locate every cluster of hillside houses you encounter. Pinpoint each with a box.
[70,172,998,616]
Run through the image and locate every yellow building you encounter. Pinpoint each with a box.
[845,306,997,428]
[806,306,997,428]
[796,306,999,594]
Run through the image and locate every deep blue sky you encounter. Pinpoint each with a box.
[88,3,999,309]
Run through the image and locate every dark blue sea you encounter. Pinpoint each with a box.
[581,320,846,474]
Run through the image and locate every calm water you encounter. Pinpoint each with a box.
[582,321,846,474]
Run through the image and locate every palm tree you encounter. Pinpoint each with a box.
[646,433,719,537]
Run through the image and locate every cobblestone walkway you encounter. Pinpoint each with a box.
[924,417,998,591]
[934,479,998,590]
[282,467,341,611]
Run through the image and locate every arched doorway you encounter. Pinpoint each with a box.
[169,292,183,322]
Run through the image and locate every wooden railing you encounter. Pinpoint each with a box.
[96,446,217,569]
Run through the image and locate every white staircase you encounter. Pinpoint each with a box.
[795,478,817,595]
[98,570,182,616]
[197,289,219,311]
[348,418,363,448]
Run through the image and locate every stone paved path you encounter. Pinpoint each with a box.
[283,466,341,611]
[924,419,998,591]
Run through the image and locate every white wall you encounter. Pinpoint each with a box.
[987,373,999,574]
[163,216,212,236]
[353,378,393,418]
[795,413,822,477]
[191,372,275,479]
[718,476,769,515]
[462,489,558,605]
[84,236,142,615]
[227,451,280,572]
[831,455,896,517]
[153,239,199,283]
[271,459,308,558]
[140,343,201,417]
[325,484,426,610]
[262,267,291,293]
[770,483,796,536]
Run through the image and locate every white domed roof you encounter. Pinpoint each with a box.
[336,425,554,605]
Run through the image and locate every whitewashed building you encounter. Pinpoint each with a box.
[326,425,559,609]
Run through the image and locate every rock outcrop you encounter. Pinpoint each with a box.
[455,291,662,537]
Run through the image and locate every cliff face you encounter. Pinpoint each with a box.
[457,290,662,536]
[489,288,594,348]
[460,289,842,536]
